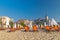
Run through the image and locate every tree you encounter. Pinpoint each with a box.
[9,21,14,28]
[20,22,26,27]
[40,21,44,26]
[0,19,2,27]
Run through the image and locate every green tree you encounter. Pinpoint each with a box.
[39,21,44,26]
[0,19,2,27]
[20,22,26,27]
[9,21,14,28]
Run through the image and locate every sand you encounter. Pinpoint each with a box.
[0,30,60,40]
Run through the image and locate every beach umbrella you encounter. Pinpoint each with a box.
[50,18,58,26]
[44,22,46,26]
[14,23,16,28]
[40,24,44,29]
[28,21,33,31]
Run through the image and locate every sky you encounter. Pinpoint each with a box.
[0,0,60,22]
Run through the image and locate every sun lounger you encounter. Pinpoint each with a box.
[24,26,29,31]
[53,26,59,31]
[45,26,51,31]
[33,25,38,31]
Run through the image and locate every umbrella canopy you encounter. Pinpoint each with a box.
[50,18,58,26]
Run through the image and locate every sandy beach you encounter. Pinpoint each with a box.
[0,30,60,40]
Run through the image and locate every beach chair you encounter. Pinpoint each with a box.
[33,25,38,31]
[15,27,21,30]
[24,26,29,31]
[6,28,15,32]
[45,26,51,31]
[9,28,15,32]
[0,28,4,30]
[53,25,59,31]
[0,27,6,30]
[40,24,44,29]
[40,26,44,29]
